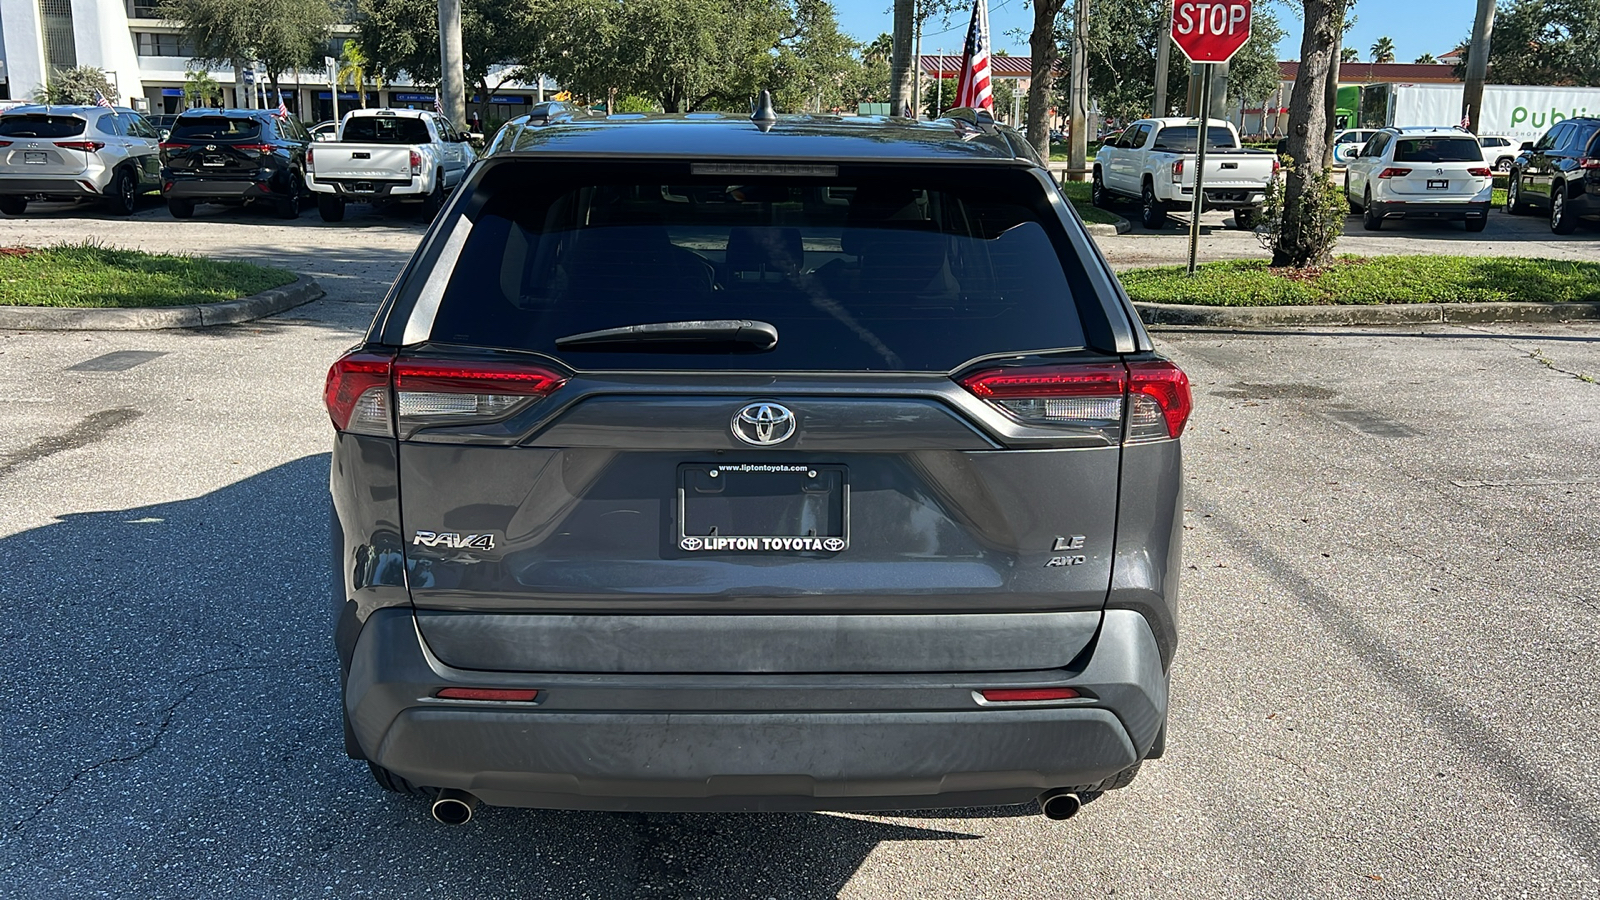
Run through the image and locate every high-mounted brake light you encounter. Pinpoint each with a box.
[958,360,1190,443]
[409,149,422,175]
[54,140,106,152]
[1377,167,1412,179]
[324,351,394,434]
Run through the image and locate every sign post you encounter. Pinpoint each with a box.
[1169,1,1253,275]
[326,56,339,125]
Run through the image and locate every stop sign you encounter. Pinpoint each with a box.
[1171,1,1253,64]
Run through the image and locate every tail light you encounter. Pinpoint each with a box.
[979,688,1080,703]
[1271,158,1281,176]
[54,140,106,152]
[409,150,422,175]
[1377,167,1412,179]
[1171,159,1184,182]
[305,145,314,168]
[324,352,568,437]
[957,360,1191,443]
[1579,158,1600,170]
[1467,167,1492,177]
[159,142,189,151]
[234,143,275,153]
[0,140,12,147]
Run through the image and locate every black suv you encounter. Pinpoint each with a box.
[326,105,1188,825]
[1506,117,1600,234]
[159,109,312,219]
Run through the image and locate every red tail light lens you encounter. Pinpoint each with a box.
[1467,167,1492,177]
[325,351,395,434]
[1171,159,1184,182]
[979,688,1080,702]
[305,146,314,167]
[409,150,422,175]
[436,687,540,702]
[958,360,1190,443]
[1377,167,1412,179]
[158,142,189,151]
[393,359,566,432]
[54,140,106,152]
[1127,360,1193,440]
[1579,158,1600,170]
[0,140,12,148]
[234,143,274,153]
[1272,158,1281,176]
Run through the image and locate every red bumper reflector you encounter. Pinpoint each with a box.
[435,688,540,702]
[980,687,1080,702]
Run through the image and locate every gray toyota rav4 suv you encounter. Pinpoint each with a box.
[326,105,1189,825]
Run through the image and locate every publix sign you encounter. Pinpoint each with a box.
[1509,103,1593,131]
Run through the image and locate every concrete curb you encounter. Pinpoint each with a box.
[1135,300,1600,327]
[1085,216,1133,236]
[0,275,323,331]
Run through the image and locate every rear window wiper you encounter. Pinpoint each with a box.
[555,319,778,352]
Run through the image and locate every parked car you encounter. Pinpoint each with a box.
[1331,128,1379,165]
[326,106,1186,824]
[305,108,476,222]
[309,120,338,142]
[147,114,178,134]
[1478,135,1518,172]
[1092,117,1278,229]
[0,104,162,216]
[1344,126,1493,231]
[159,108,312,219]
[1505,117,1600,234]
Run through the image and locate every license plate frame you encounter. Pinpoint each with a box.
[1427,179,1449,190]
[677,463,849,554]
[202,155,226,167]
[23,151,47,165]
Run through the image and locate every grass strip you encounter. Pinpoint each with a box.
[0,242,297,308]
[1057,180,1123,226]
[1119,255,1600,306]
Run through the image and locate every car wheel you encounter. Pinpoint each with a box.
[1361,189,1382,231]
[1091,169,1110,208]
[1233,208,1259,230]
[105,168,137,216]
[1140,182,1167,229]
[1465,215,1488,233]
[418,175,444,220]
[317,194,346,223]
[0,196,26,216]
[367,762,431,797]
[275,174,304,219]
[166,197,195,219]
[1506,175,1531,215]
[1495,156,1513,173]
[1551,188,1577,235]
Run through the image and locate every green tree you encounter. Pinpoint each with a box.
[356,0,534,113]
[1276,0,1352,268]
[1225,9,1289,108]
[1369,35,1396,63]
[1414,52,1439,64]
[770,0,863,113]
[30,66,116,105]
[161,0,334,100]
[865,32,894,64]
[336,40,381,108]
[1341,46,1360,62]
[1454,0,1600,87]
[183,69,223,108]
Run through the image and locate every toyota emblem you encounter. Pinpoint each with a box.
[732,402,796,445]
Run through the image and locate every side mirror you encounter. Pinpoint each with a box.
[1521,141,1534,151]
[159,129,171,141]
[1347,147,1360,158]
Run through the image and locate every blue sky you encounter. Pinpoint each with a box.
[834,1,1482,64]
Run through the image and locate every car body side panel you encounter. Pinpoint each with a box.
[329,431,411,673]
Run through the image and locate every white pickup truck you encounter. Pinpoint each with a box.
[306,108,476,222]
[1092,117,1278,229]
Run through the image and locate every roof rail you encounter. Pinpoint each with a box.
[942,106,997,134]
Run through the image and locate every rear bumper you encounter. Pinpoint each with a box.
[345,607,1169,812]
[0,175,102,197]
[1175,186,1267,210]
[1369,199,1491,220]
[161,176,272,201]
[307,176,424,199]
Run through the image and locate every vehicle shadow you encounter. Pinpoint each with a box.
[0,454,986,898]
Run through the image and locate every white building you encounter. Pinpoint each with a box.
[0,0,547,124]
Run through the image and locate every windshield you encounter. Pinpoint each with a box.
[171,117,261,140]
[1393,137,1483,163]
[0,115,86,138]
[341,116,431,144]
[1152,126,1237,152]
[427,163,1090,372]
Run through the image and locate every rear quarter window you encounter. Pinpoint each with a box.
[0,115,86,138]
[421,162,1093,372]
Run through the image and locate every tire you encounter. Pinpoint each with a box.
[418,174,444,220]
[367,761,431,797]
[1233,208,1259,230]
[1361,189,1383,231]
[1091,169,1110,208]
[1140,181,1167,230]
[317,194,346,223]
[1465,215,1488,233]
[275,174,304,219]
[1506,175,1531,215]
[0,196,26,216]
[105,168,137,216]
[1551,187,1578,234]
[166,197,195,219]
[1495,156,1514,173]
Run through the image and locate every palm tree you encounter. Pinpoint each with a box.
[182,69,222,108]
[1414,53,1439,64]
[865,32,893,64]
[1370,36,1396,63]
[336,40,383,109]
[1341,47,1360,63]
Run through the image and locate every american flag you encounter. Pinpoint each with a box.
[276,97,289,117]
[954,0,994,111]
[433,95,443,114]
[94,90,114,110]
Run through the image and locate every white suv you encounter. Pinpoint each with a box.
[0,105,162,216]
[1345,127,1493,232]
[1478,135,1517,172]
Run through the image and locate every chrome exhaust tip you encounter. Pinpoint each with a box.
[431,788,478,826]
[1040,790,1083,821]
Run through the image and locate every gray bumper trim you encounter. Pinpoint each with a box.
[345,607,1168,811]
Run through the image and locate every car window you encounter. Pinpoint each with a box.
[128,115,160,139]
[341,116,432,144]
[1556,123,1586,151]
[1392,137,1482,163]
[1534,124,1565,151]
[1335,132,1361,145]
[1152,126,1236,151]
[0,115,88,138]
[94,115,127,137]
[1128,125,1151,148]
[427,163,1091,372]
[171,117,262,140]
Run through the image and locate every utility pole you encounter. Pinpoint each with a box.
[438,0,467,125]
[1154,0,1173,116]
[1069,0,1088,180]
[1462,0,1495,133]
[891,0,916,116]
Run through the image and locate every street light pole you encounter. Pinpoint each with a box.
[437,0,466,125]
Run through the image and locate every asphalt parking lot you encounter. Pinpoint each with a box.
[1,204,1598,898]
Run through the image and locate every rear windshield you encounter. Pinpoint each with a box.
[1394,137,1483,163]
[0,115,86,138]
[341,116,431,144]
[171,117,261,140]
[425,163,1090,371]
[1153,126,1237,151]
